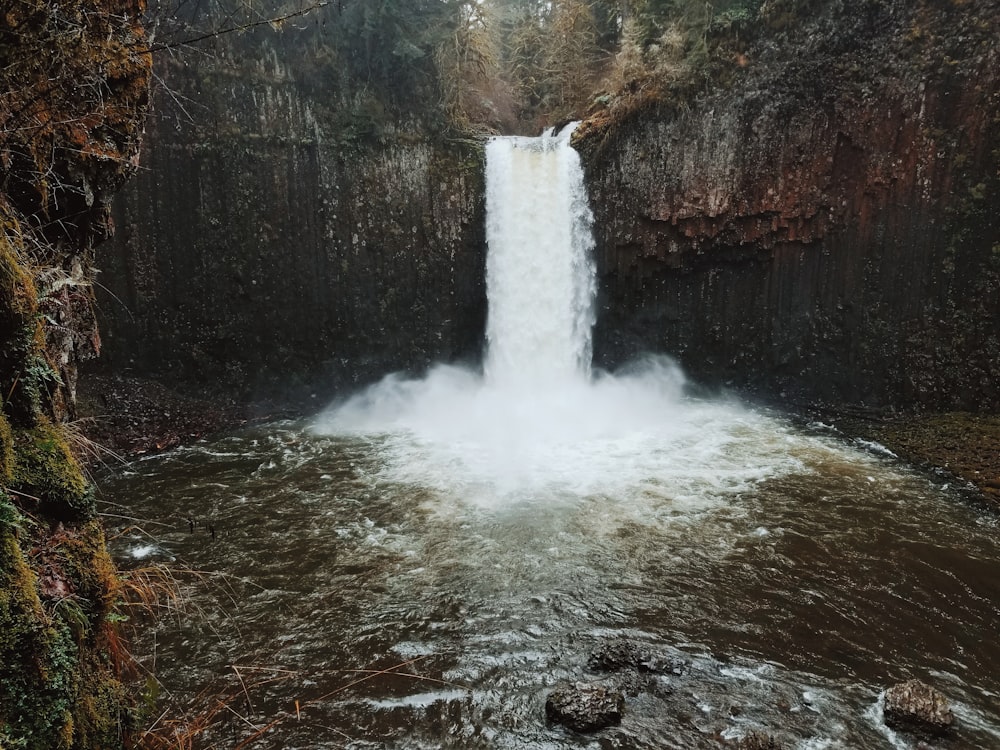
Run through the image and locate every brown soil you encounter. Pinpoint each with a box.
[74,374,251,459]
[867,413,1000,507]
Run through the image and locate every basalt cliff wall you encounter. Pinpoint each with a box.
[95,15,487,406]
[97,0,998,415]
[578,0,1000,412]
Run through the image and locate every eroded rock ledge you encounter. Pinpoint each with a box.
[580,0,1000,413]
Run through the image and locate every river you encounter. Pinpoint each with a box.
[100,126,1000,749]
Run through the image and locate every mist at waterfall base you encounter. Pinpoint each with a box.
[313,128,779,509]
[100,128,1000,749]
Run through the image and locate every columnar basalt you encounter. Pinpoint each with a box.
[95,14,488,406]
[578,0,1000,411]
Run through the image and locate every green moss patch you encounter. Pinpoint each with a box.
[0,223,47,427]
[0,414,12,487]
[11,421,93,521]
[0,520,136,749]
[0,530,76,749]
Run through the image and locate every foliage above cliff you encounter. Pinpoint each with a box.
[142,0,765,138]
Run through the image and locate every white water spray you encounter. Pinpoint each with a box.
[313,127,826,506]
[484,127,595,386]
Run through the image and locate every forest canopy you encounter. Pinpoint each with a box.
[147,0,762,134]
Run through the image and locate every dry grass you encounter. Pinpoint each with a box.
[63,417,124,464]
[133,655,471,750]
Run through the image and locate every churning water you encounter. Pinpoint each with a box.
[102,128,1000,748]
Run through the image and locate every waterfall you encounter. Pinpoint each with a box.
[315,126,780,505]
[484,126,596,387]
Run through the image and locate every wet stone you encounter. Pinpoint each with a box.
[735,731,783,749]
[545,681,624,732]
[883,679,954,737]
[588,639,688,675]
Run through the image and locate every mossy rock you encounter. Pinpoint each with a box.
[0,218,49,426]
[1,523,134,749]
[0,221,37,326]
[51,521,121,620]
[11,421,93,521]
[0,413,12,486]
[0,530,76,749]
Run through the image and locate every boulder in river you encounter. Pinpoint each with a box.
[883,679,954,737]
[545,680,624,732]
[735,731,782,749]
[588,639,687,675]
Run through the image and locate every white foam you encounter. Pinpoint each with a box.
[310,128,876,517]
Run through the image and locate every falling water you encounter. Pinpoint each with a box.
[103,129,1000,749]
[311,127,799,504]
[483,126,596,386]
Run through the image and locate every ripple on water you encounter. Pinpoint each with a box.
[99,400,1000,749]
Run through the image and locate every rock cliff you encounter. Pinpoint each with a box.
[0,0,151,746]
[95,11,487,405]
[578,0,1000,411]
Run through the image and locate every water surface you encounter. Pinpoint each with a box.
[102,403,1000,749]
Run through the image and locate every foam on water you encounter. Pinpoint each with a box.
[314,355,825,511]
[311,125,887,512]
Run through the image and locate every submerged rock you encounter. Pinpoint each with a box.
[883,680,954,737]
[588,639,687,675]
[545,681,624,732]
[735,731,782,749]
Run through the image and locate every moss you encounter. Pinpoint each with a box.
[0,530,76,749]
[0,219,64,430]
[10,421,93,521]
[52,521,121,620]
[0,221,37,324]
[0,520,135,749]
[70,662,132,750]
[0,222,47,427]
[0,414,12,486]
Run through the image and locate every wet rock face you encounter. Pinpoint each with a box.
[545,680,624,732]
[883,679,954,737]
[736,732,782,750]
[96,21,487,406]
[580,0,1000,412]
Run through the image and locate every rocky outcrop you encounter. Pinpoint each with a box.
[883,679,954,737]
[588,639,688,675]
[94,16,487,406]
[0,0,150,746]
[579,0,1000,412]
[545,680,625,732]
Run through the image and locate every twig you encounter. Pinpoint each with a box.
[141,1,331,53]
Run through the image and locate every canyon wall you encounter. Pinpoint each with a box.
[97,0,999,415]
[579,0,1000,411]
[95,15,487,406]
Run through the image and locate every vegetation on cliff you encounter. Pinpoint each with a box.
[574,0,999,411]
[0,0,151,746]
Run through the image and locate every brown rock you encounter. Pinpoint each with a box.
[545,680,624,732]
[883,679,954,737]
